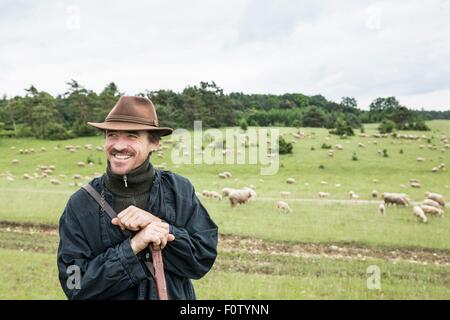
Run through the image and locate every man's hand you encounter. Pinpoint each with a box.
[130,221,175,254]
[111,205,160,231]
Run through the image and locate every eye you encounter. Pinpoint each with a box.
[128,133,138,139]
[107,132,118,138]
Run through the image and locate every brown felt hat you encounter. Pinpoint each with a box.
[88,96,173,136]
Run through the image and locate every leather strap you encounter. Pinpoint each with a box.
[82,184,169,300]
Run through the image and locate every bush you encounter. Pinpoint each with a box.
[321,143,332,149]
[329,118,354,136]
[73,123,98,137]
[44,123,73,140]
[352,152,358,161]
[378,120,396,133]
[16,125,34,138]
[318,164,325,169]
[278,136,293,154]
[383,149,389,158]
[292,119,301,128]
[411,121,430,131]
[239,118,248,131]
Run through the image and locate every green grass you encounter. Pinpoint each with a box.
[1,247,449,300]
[1,120,450,299]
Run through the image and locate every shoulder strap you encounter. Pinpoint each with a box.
[82,184,117,221]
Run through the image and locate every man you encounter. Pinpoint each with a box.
[57,96,218,299]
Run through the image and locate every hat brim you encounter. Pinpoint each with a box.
[88,121,173,136]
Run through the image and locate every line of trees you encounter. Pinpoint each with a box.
[1,80,448,140]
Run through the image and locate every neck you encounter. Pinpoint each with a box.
[104,158,155,195]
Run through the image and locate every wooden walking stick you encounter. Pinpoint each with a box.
[151,246,168,300]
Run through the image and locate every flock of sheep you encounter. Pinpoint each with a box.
[2,128,449,225]
[378,191,446,223]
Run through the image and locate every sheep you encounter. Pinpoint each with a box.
[222,187,235,198]
[335,144,344,150]
[286,177,296,184]
[372,190,379,198]
[382,193,410,206]
[378,203,386,216]
[416,157,425,162]
[243,187,257,201]
[425,192,446,207]
[280,191,291,198]
[50,179,61,185]
[410,182,421,188]
[23,174,33,180]
[432,167,439,173]
[218,173,228,179]
[276,200,292,213]
[349,191,359,200]
[223,171,232,178]
[318,192,330,198]
[11,159,20,165]
[422,198,441,209]
[358,143,366,148]
[208,191,222,200]
[228,189,253,207]
[413,206,427,223]
[420,205,444,217]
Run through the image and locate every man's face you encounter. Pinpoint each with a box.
[105,130,159,175]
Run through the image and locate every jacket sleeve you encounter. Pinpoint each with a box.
[162,187,218,280]
[57,197,148,300]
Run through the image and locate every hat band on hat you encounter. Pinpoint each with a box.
[106,115,159,127]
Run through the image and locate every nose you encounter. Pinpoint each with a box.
[111,136,128,151]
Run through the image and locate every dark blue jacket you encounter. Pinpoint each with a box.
[57,170,218,300]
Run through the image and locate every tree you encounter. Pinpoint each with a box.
[302,106,328,127]
[329,117,354,136]
[340,97,358,110]
[239,118,248,131]
[378,120,396,133]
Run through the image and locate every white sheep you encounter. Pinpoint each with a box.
[228,189,253,207]
[420,205,444,217]
[208,191,222,200]
[413,206,427,223]
[286,177,296,184]
[372,190,379,198]
[422,198,441,209]
[222,187,235,198]
[410,182,421,188]
[425,192,446,207]
[378,203,386,216]
[382,192,410,206]
[318,192,330,198]
[280,191,291,197]
[276,201,292,213]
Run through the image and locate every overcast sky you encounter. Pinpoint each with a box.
[1,0,450,110]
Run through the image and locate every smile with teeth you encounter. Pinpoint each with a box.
[113,153,132,160]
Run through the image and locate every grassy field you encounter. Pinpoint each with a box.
[0,120,449,299]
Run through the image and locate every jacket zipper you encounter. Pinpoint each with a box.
[123,175,128,188]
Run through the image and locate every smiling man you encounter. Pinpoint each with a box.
[57,96,218,300]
